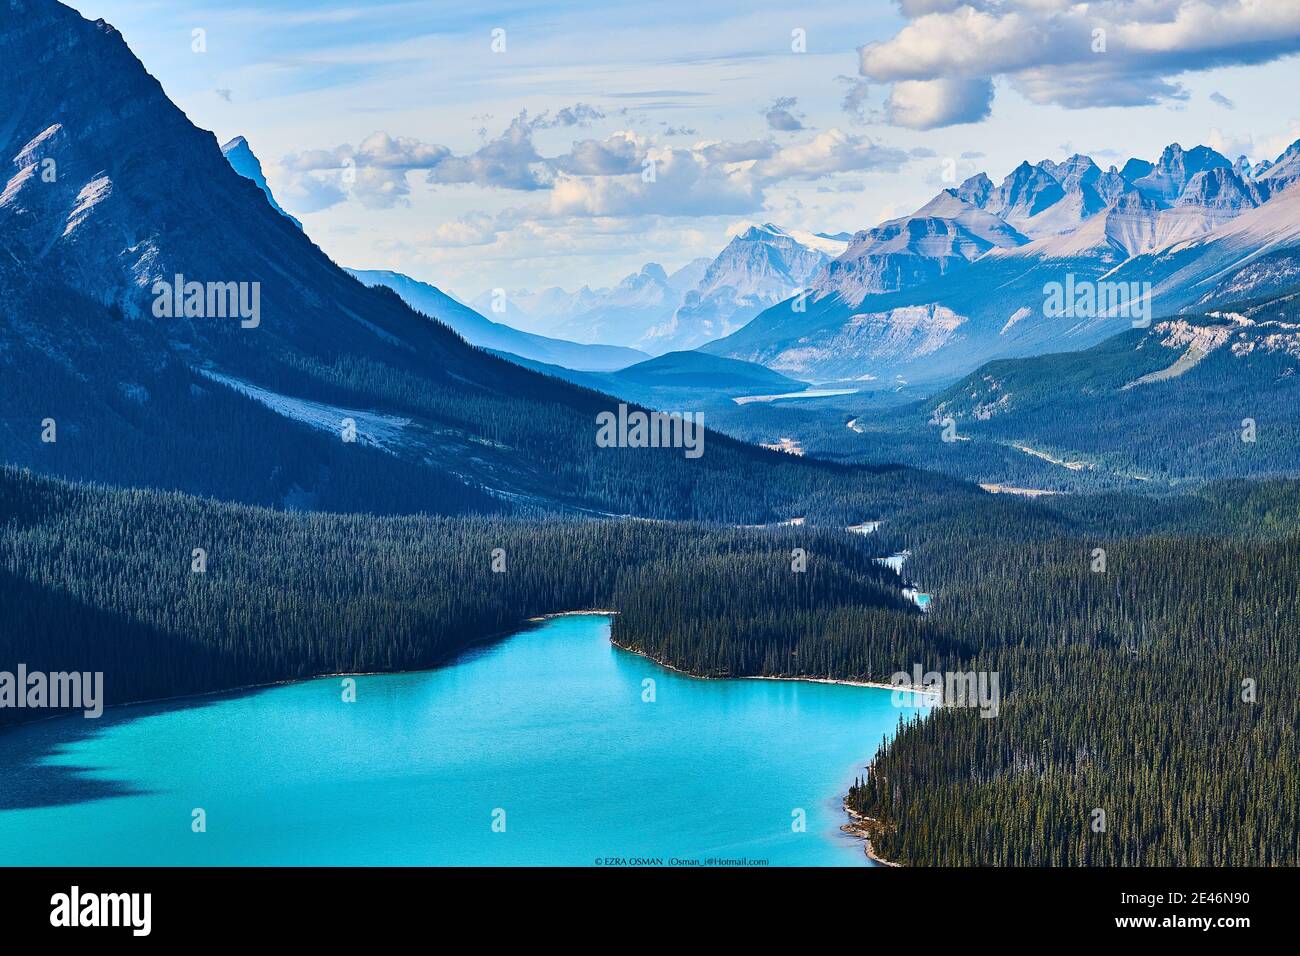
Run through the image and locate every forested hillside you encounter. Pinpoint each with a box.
[849,531,1300,866]
[0,467,912,726]
[708,299,1300,494]
[614,478,1300,867]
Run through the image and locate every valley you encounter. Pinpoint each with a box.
[2,0,1299,879]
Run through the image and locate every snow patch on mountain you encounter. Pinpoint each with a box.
[198,369,412,452]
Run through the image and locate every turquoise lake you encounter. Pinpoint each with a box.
[0,615,926,866]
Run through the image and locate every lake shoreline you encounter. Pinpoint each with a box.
[608,635,929,868]
[607,635,933,695]
[841,804,901,867]
[0,609,624,735]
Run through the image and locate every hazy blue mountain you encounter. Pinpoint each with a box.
[646,224,845,352]
[347,269,646,371]
[474,227,844,354]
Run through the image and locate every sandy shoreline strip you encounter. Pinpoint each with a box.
[842,805,900,867]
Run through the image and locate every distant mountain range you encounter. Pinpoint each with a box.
[704,140,1300,385]
[0,0,885,523]
[472,224,849,354]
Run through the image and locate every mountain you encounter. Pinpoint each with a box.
[918,294,1300,487]
[221,135,302,229]
[563,262,680,346]
[469,284,606,336]
[1129,143,1234,204]
[770,284,1300,494]
[346,269,646,371]
[808,193,1027,306]
[0,0,916,524]
[644,224,846,352]
[704,139,1300,385]
[473,227,845,354]
[490,349,809,411]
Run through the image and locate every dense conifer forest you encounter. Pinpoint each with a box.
[3,466,1298,865]
[0,467,910,724]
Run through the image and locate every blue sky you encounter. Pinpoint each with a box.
[77,0,1300,297]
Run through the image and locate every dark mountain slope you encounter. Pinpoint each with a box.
[0,0,939,522]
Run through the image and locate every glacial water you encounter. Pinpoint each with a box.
[0,615,926,866]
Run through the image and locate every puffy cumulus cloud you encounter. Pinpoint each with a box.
[884,77,994,129]
[427,112,553,190]
[859,0,1300,128]
[276,169,348,213]
[280,132,452,209]
[751,129,910,181]
[282,147,350,173]
[279,110,912,226]
[547,147,763,218]
[354,132,450,169]
[275,105,608,209]
[535,128,906,220]
[551,132,646,176]
[350,167,419,209]
[1207,121,1300,164]
[1207,126,1255,160]
[764,96,805,131]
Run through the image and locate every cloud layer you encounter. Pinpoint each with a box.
[859,0,1300,129]
[276,106,910,233]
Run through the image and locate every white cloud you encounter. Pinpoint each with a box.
[426,113,552,191]
[1208,120,1300,164]
[859,0,1300,128]
[752,129,910,180]
[431,213,501,247]
[695,139,777,164]
[883,77,994,130]
[547,147,762,217]
[552,132,646,176]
